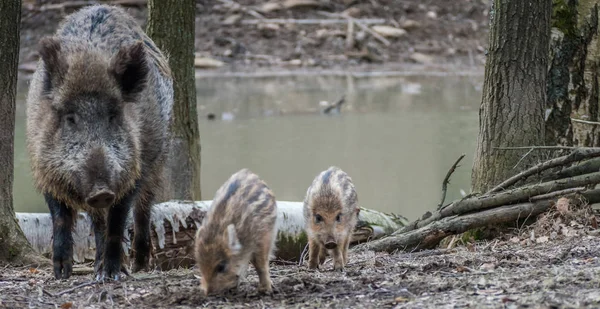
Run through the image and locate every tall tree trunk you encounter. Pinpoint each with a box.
[471,0,552,193]
[0,0,44,264]
[546,0,600,147]
[146,0,202,201]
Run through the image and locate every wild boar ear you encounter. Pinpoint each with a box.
[38,37,68,94]
[226,224,242,254]
[110,41,149,102]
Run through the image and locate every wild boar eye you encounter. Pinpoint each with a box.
[314,214,323,223]
[215,260,227,273]
[335,213,341,222]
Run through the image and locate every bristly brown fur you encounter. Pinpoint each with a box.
[303,166,359,271]
[195,169,279,295]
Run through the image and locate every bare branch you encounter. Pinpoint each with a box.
[494,146,598,151]
[438,154,466,210]
[529,187,586,201]
[486,148,600,194]
[571,118,600,126]
[442,171,600,217]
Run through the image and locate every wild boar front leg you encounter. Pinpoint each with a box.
[46,193,76,280]
[251,242,273,294]
[331,246,344,272]
[342,234,351,266]
[97,186,138,281]
[90,213,106,274]
[308,238,321,269]
[132,186,153,273]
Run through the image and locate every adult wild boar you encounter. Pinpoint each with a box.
[25,4,173,280]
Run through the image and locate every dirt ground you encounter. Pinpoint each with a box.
[18,0,490,75]
[3,221,600,309]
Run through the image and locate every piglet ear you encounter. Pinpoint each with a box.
[38,37,68,94]
[109,41,148,102]
[227,224,242,254]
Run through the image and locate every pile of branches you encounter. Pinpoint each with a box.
[359,148,600,253]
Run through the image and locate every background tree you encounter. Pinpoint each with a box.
[0,0,43,264]
[471,0,553,193]
[146,0,202,201]
[546,0,600,147]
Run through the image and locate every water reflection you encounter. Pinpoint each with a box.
[14,74,482,221]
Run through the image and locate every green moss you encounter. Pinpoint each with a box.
[275,231,308,262]
[552,0,578,38]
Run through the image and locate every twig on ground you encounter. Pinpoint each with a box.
[38,0,146,10]
[42,289,55,298]
[494,146,598,151]
[55,281,97,297]
[486,148,600,194]
[438,154,466,210]
[298,243,309,266]
[316,11,391,46]
[240,18,385,25]
[218,0,264,19]
[345,19,355,50]
[571,118,600,126]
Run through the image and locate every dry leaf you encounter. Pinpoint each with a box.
[409,52,434,65]
[371,25,407,38]
[394,296,409,303]
[556,197,570,215]
[28,268,39,274]
[536,236,549,243]
[509,236,520,243]
[591,216,598,229]
[480,263,495,271]
[61,303,73,309]
[502,297,517,303]
[456,266,469,273]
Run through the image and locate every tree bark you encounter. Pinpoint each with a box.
[0,0,44,265]
[471,0,552,193]
[546,0,600,147]
[146,0,202,201]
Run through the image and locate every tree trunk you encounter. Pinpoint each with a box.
[146,0,202,201]
[546,0,600,147]
[471,0,552,193]
[0,0,44,265]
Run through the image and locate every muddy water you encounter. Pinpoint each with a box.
[13,74,482,220]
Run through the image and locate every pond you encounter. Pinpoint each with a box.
[13,73,483,221]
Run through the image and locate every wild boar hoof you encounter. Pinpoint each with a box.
[258,285,273,295]
[53,255,73,280]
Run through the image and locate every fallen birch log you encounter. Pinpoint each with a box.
[16,200,407,270]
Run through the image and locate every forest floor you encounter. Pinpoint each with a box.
[18,0,489,77]
[3,203,600,309]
